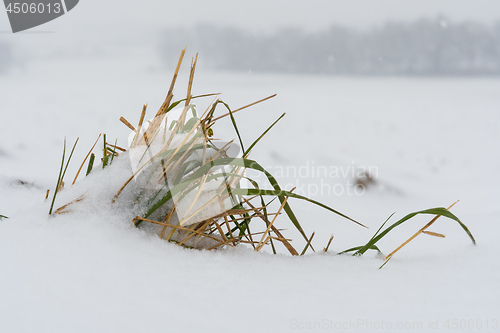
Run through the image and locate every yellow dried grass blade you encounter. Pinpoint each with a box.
[119,117,136,131]
[139,48,186,145]
[323,235,334,252]
[132,104,148,147]
[271,226,299,256]
[53,195,85,215]
[134,216,224,245]
[422,230,446,238]
[208,94,277,125]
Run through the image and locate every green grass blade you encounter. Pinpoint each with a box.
[61,138,79,181]
[110,139,118,164]
[102,134,109,168]
[243,113,285,158]
[166,93,219,113]
[49,137,78,215]
[300,232,315,255]
[352,212,394,256]
[0,214,8,220]
[216,100,245,153]
[338,245,382,255]
[379,257,392,269]
[182,116,200,133]
[86,153,95,176]
[355,207,475,256]
[49,138,67,215]
[231,188,365,228]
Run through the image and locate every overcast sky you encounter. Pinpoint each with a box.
[153,0,500,31]
[2,0,500,34]
[2,0,500,64]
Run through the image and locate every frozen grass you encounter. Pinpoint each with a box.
[46,50,475,264]
[51,50,363,254]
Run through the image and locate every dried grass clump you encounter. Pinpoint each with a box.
[46,49,476,265]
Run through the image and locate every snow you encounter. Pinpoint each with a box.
[1,59,500,332]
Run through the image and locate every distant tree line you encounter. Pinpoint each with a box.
[161,18,500,75]
[0,40,12,74]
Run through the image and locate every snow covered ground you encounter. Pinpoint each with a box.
[1,58,499,332]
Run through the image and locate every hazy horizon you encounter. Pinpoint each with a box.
[2,1,500,35]
[2,1,500,76]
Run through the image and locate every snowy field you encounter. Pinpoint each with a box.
[1,58,499,332]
